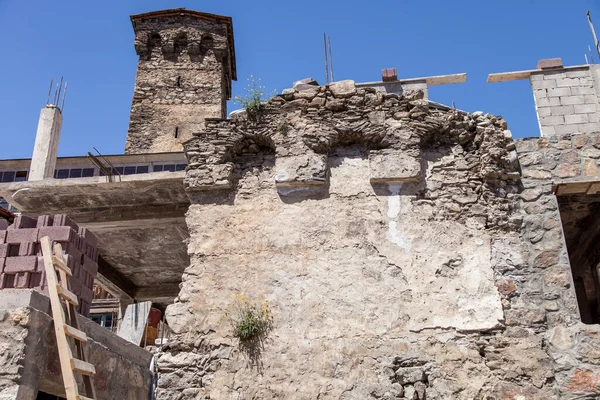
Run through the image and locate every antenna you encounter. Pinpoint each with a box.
[587,11,600,59]
[324,33,330,84]
[589,44,595,64]
[328,35,334,82]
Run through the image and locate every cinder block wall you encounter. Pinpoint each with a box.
[531,63,600,137]
[0,214,98,316]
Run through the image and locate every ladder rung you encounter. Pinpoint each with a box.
[64,325,87,342]
[57,285,79,306]
[52,256,72,276]
[71,358,96,376]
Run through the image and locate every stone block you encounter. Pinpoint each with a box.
[38,226,78,244]
[536,97,560,107]
[584,94,597,104]
[571,86,595,95]
[555,124,579,135]
[328,80,356,98]
[566,69,590,78]
[4,256,38,273]
[505,308,546,326]
[369,149,421,183]
[536,107,552,117]
[184,164,234,192]
[540,115,564,125]
[274,154,327,188]
[557,78,583,88]
[578,123,600,134]
[531,79,556,90]
[537,58,563,69]
[6,228,39,244]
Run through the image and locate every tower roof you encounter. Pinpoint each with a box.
[130,8,236,80]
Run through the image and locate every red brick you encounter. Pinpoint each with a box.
[30,270,46,290]
[36,215,54,228]
[382,67,397,82]
[0,230,5,244]
[38,226,78,244]
[0,273,15,288]
[537,58,563,70]
[0,244,6,258]
[14,272,30,288]
[53,214,79,232]
[7,216,37,230]
[69,276,82,296]
[6,228,39,244]
[4,256,38,273]
[0,258,4,270]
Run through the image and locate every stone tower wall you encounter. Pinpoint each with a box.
[125,11,234,154]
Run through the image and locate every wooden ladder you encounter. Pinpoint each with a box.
[40,236,97,400]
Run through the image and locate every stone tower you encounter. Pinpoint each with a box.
[125,9,236,154]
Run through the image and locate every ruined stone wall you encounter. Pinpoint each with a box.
[514,133,600,398]
[125,14,233,154]
[152,81,594,400]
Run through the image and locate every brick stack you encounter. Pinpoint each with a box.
[0,214,99,316]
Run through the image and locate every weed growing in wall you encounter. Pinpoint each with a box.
[224,293,273,341]
[234,76,276,121]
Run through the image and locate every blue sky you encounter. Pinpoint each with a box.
[0,0,598,159]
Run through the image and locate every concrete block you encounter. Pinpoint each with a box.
[540,115,565,125]
[541,126,556,136]
[0,257,4,271]
[6,228,39,244]
[38,226,78,244]
[536,97,561,107]
[53,214,79,232]
[7,216,37,230]
[565,114,590,124]
[537,58,563,69]
[547,87,571,97]
[566,69,590,78]
[550,105,574,116]
[560,96,586,106]
[6,244,19,257]
[530,73,544,81]
[0,230,5,244]
[0,220,8,230]
[78,228,98,248]
[4,256,38,273]
[556,78,583,88]
[14,272,30,289]
[574,104,597,114]
[571,86,595,95]
[36,215,54,228]
[17,242,38,257]
[0,244,6,258]
[578,123,600,133]
[584,94,598,104]
[82,256,98,277]
[537,107,552,117]
[531,79,556,90]
[555,124,579,135]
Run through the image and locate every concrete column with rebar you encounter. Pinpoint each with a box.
[29,106,63,181]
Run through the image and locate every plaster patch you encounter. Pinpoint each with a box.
[386,183,410,251]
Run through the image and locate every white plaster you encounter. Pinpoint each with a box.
[386,183,410,250]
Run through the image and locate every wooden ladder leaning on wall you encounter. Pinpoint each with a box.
[40,236,97,400]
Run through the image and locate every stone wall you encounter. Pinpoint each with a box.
[0,290,153,399]
[152,81,594,399]
[531,63,600,137]
[125,10,234,154]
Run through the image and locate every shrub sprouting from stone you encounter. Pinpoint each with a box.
[234,76,276,121]
[224,293,273,341]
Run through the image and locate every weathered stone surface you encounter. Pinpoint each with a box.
[369,149,421,183]
[328,80,357,98]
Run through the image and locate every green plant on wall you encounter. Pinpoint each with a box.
[234,75,275,121]
[224,292,273,341]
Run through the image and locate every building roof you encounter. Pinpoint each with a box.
[130,8,237,81]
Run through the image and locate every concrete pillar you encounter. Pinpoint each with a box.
[29,106,63,181]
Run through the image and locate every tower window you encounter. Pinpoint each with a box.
[174,127,179,138]
[176,76,181,87]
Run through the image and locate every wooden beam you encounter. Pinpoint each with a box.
[425,73,467,86]
[487,70,535,83]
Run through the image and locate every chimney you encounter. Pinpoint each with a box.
[29,105,63,181]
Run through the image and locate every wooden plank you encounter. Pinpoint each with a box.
[487,70,534,83]
[426,73,467,86]
[52,255,72,276]
[77,396,95,400]
[71,358,96,376]
[57,285,79,306]
[40,237,79,400]
[64,325,87,342]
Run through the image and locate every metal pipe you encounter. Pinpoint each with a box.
[46,79,53,105]
[61,82,68,111]
[324,33,329,84]
[328,36,334,82]
[587,11,600,59]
